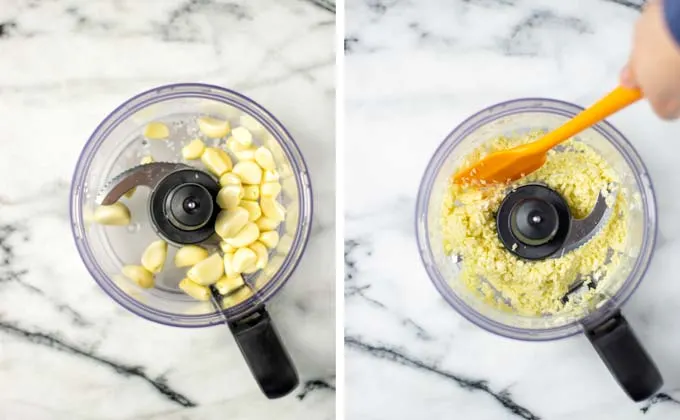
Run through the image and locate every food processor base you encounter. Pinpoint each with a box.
[209,292,299,399]
[585,312,663,402]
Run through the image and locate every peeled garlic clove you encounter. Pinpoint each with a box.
[227,137,249,153]
[179,278,210,301]
[282,177,296,196]
[225,222,260,248]
[182,138,206,160]
[253,270,272,291]
[232,247,257,273]
[232,126,253,146]
[94,202,131,225]
[187,253,224,286]
[255,216,280,231]
[260,197,285,222]
[215,207,249,239]
[141,240,168,274]
[83,206,95,225]
[260,182,281,198]
[144,122,169,140]
[223,286,253,308]
[243,185,259,201]
[239,114,265,135]
[232,161,262,185]
[277,235,294,254]
[279,163,294,179]
[243,264,259,274]
[220,241,235,254]
[234,148,256,161]
[263,170,280,183]
[254,147,275,170]
[249,241,269,269]
[141,155,154,165]
[122,265,154,288]
[174,245,209,267]
[216,185,243,210]
[215,275,245,295]
[264,255,285,278]
[259,231,280,249]
[219,172,242,187]
[240,200,262,222]
[265,135,286,162]
[197,116,231,138]
[223,252,237,277]
[201,147,233,177]
[285,201,298,232]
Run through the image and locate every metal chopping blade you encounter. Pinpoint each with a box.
[96,162,192,205]
[558,189,616,256]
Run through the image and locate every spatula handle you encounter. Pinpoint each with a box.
[536,86,643,153]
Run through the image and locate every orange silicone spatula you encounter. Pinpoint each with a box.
[453,86,643,184]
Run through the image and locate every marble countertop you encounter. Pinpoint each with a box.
[344,0,680,419]
[0,1,335,419]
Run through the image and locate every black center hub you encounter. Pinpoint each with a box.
[511,198,559,246]
[496,183,571,260]
[165,183,214,230]
[150,169,219,244]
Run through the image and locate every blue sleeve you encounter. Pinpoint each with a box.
[664,0,680,45]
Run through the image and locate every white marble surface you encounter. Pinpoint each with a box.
[0,1,335,419]
[345,0,680,419]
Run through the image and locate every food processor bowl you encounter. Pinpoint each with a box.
[70,83,313,399]
[416,98,661,401]
[71,83,312,327]
[70,83,312,398]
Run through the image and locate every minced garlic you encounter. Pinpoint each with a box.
[441,132,629,316]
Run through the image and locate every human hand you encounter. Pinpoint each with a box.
[621,0,680,120]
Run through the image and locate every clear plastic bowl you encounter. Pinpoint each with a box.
[416,98,657,341]
[70,83,313,327]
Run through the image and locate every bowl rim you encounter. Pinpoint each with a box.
[415,97,658,341]
[70,83,313,328]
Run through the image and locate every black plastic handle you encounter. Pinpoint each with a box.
[229,306,299,399]
[585,311,662,402]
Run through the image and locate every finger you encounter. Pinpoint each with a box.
[644,0,660,10]
[619,63,638,88]
[649,97,680,120]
